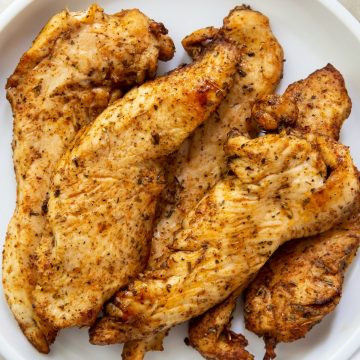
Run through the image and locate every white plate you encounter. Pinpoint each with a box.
[1,0,360,359]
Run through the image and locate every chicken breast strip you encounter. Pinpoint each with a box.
[2,4,174,353]
[89,130,359,346]
[188,64,352,359]
[243,65,358,360]
[122,6,284,359]
[32,39,240,331]
[245,209,360,360]
[152,5,283,266]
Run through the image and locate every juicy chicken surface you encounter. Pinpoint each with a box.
[121,6,284,359]
[245,210,360,360]
[90,128,359,345]
[2,4,174,353]
[32,40,240,331]
[188,64,353,360]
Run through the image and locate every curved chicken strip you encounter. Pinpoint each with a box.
[122,6,284,359]
[188,63,353,360]
[245,210,360,360]
[151,4,283,265]
[2,4,174,353]
[89,130,359,345]
[32,40,240,331]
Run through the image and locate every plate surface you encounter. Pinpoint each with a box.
[1,0,360,359]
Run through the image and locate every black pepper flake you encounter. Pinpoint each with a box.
[32,84,42,95]
[247,52,255,57]
[238,68,247,77]
[142,213,150,220]
[151,131,160,145]
[184,337,190,346]
[72,157,79,167]
[41,198,49,215]
[54,189,61,197]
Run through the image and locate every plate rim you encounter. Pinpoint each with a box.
[0,0,360,359]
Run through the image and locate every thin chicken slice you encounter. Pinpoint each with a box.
[2,4,174,353]
[245,208,360,360]
[187,63,353,360]
[122,6,284,359]
[32,39,240,331]
[89,129,359,346]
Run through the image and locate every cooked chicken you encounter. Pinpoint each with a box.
[243,64,358,360]
[89,128,359,345]
[187,64,353,360]
[121,6,284,359]
[151,4,283,265]
[2,4,174,353]
[32,39,240,332]
[252,64,351,139]
[244,210,360,360]
[190,288,253,360]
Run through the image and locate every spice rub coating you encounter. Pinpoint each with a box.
[33,39,240,331]
[245,211,360,360]
[188,63,354,360]
[2,4,174,353]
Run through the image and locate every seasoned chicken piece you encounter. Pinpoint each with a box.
[243,64,357,360]
[252,63,351,138]
[244,210,360,360]
[151,4,283,265]
[89,128,359,345]
[121,6,284,359]
[2,4,174,353]
[189,288,253,360]
[188,64,353,360]
[32,39,240,331]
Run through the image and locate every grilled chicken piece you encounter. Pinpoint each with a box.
[90,126,359,345]
[244,210,360,360]
[32,39,240,331]
[151,4,283,266]
[252,64,351,139]
[243,64,357,360]
[189,288,253,360]
[2,4,174,353]
[188,64,353,360]
[121,6,284,359]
